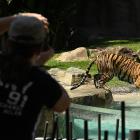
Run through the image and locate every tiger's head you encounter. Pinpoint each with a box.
[118,47,140,62]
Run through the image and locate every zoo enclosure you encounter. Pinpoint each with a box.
[36,101,140,140]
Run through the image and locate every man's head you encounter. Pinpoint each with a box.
[5,14,49,58]
[8,15,48,45]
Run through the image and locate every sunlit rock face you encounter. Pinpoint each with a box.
[48,68,113,107]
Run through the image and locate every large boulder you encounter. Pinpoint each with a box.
[48,67,88,86]
[56,47,89,62]
[67,84,113,107]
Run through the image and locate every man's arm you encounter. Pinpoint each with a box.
[52,85,70,112]
[35,47,55,66]
[0,15,16,35]
[0,12,49,35]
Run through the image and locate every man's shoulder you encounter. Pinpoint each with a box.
[31,66,51,81]
[31,66,47,74]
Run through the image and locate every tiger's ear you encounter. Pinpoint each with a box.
[134,77,140,88]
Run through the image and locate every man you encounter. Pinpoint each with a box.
[0,13,70,140]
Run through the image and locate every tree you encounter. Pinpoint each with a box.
[0,0,9,16]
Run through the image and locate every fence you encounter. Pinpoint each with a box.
[35,101,140,140]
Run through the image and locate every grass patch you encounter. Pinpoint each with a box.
[46,60,97,72]
[89,38,140,51]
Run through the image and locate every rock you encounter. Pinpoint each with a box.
[67,84,113,107]
[66,67,85,73]
[48,68,113,107]
[64,67,86,85]
[48,67,87,86]
[48,68,66,84]
[56,47,89,62]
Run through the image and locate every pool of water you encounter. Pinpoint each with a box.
[72,114,140,140]
[58,98,140,140]
[70,99,140,140]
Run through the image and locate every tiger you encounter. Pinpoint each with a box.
[117,47,140,63]
[70,51,140,90]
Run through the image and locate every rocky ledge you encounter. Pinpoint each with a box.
[48,67,113,107]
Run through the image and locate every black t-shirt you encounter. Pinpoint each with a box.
[0,66,62,140]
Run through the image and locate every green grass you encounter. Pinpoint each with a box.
[89,38,140,51]
[46,60,90,70]
[45,39,140,87]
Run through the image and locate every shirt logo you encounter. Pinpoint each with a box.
[0,80,33,116]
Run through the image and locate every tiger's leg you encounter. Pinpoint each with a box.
[102,84,111,92]
[93,74,104,88]
[93,74,109,88]
[134,76,140,88]
[93,73,111,91]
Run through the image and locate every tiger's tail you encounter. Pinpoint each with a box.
[70,59,95,90]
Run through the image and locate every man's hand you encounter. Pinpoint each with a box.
[0,12,49,35]
[17,13,49,30]
[35,47,55,66]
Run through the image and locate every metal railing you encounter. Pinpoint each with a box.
[35,101,140,140]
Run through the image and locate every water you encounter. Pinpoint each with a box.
[71,101,140,140]
[58,100,140,140]
[57,84,140,139]
[72,114,140,140]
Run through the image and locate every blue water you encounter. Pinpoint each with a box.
[58,100,140,140]
[71,103,140,140]
[72,116,140,140]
